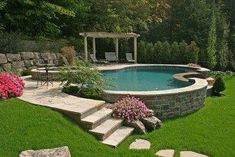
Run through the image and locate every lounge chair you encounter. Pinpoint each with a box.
[105,52,118,62]
[90,54,108,64]
[126,53,135,63]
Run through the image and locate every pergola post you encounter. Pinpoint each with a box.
[134,37,137,63]
[92,37,96,59]
[84,35,88,61]
[115,38,119,60]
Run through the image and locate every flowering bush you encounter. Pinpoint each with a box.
[0,73,25,100]
[107,96,150,122]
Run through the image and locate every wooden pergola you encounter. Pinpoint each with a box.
[79,32,140,63]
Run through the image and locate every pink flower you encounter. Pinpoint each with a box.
[106,96,151,122]
[0,73,25,100]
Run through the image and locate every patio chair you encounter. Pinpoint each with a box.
[90,54,108,64]
[105,52,118,62]
[126,53,135,63]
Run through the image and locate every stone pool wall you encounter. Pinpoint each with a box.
[104,84,207,119]
[0,52,62,71]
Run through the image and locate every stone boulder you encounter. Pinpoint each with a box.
[126,120,147,134]
[142,116,162,131]
[20,52,35,60]
[33,52,41,59]
[49,53,57,60]
[12,61,25,70]
[0,53,7,64]
[2,63,12,71]
[19,146,71,157]
[6,53,21,62]
[24,60,34,67]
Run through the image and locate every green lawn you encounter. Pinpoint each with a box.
[0,77,234,157]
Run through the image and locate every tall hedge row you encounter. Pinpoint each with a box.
[138,41,199,64]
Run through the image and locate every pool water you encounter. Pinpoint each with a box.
[102,67,193,91]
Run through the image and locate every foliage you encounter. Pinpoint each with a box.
[0,73,24,100]
[59,59,105,95]
[20,69,31,76]
[206,11,217,69]
[107,96,150,122]
[0,0,235,71]
[60,46,77,65]
[62,86,104,100]
[212,75,226,95]
[0,31,20,53]
[0,0,77,37]
[138,41,199,64]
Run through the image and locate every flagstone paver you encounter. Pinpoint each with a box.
[129,139,151,150]
[155,149,175,157]
[180,151,209,157]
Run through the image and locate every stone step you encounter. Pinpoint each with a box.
[81,108,113,129]
[102,126,134,147]
[90,118,123,140]
[53,101,105,119]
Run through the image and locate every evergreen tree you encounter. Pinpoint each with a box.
[216,14,229,71]
[206,11,217,69]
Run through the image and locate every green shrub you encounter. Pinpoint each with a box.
[212,76,226,95]
[138,40,199,64]
[186,41,200,64]
[62,86,104,100]
[59,59,106,99]
[171,42,180,64]
[20,69,31,76]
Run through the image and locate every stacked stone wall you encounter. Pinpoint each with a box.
[0,52,62,71]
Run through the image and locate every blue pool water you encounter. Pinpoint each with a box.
[102,67,193,91]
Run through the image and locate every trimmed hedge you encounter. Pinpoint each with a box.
[138,41,200,64]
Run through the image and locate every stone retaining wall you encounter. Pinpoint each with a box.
[104,83,207,120]
[0,52,62,71]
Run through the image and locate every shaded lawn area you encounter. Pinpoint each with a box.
[0,77,234,157]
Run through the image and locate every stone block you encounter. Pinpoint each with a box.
[6,53,21,62]
[12,61,24,70]
[20,52,34,60]
[24,60,34,67]
[19,146,71,157]
[126,120,147,134]
[2,63,12,71]
[142,116,162,131]
[0,53,7,64]
[49,53,57,60]
[33,52,40,59]
[40,52,50,60]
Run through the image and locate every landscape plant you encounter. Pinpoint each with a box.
[107,96,150,122]
[59,59,106,98]
[0,73,25,100]
[212,75,226,95]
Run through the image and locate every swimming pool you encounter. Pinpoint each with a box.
[102,67,193,91]
[99,64,209,119]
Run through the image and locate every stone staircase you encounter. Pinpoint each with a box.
[20,78,134,147]
[59,102,134,147]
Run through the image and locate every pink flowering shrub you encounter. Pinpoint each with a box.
[0,73,25,100]
[107,96,150,122]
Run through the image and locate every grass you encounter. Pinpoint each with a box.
[0,77,234,157]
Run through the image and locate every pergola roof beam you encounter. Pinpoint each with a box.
[79,32,140,38]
